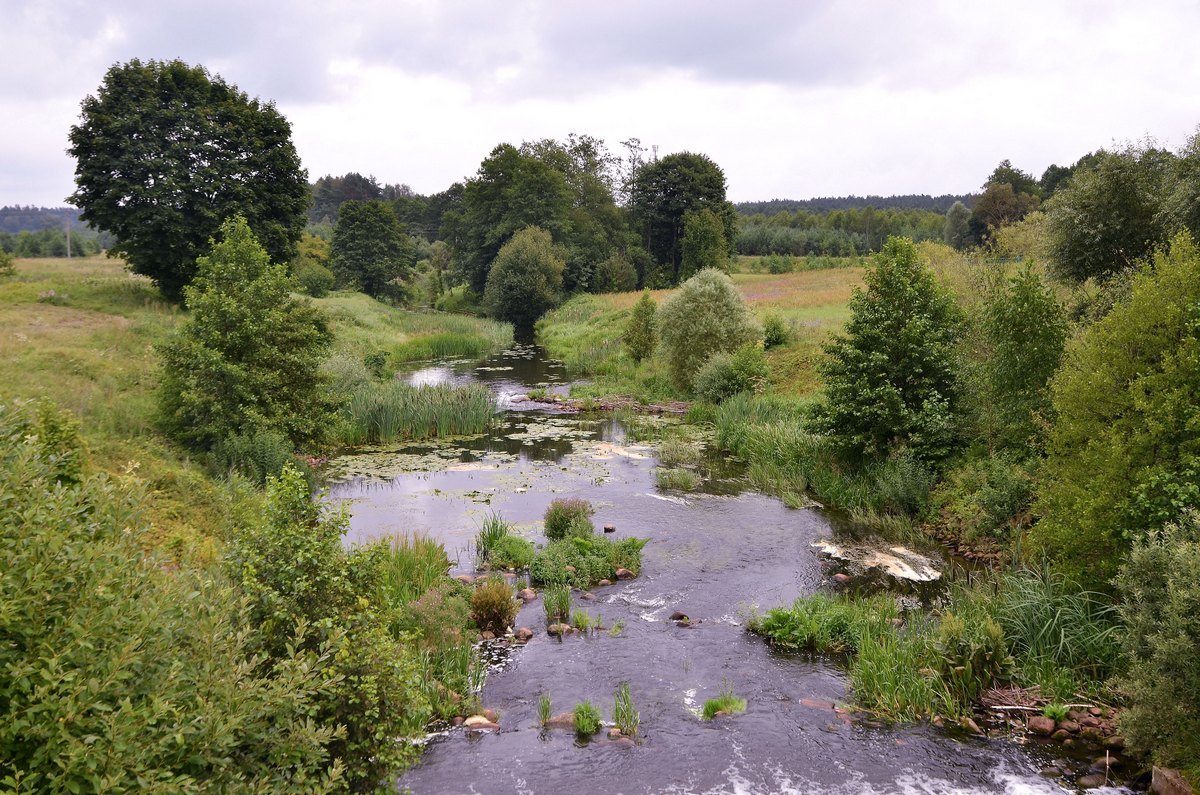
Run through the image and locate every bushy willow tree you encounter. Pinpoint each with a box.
[1033,232,1200,587]
[814,236,962,462]
[657,268,760,390]
[158,216,335,452]
[68,59,308,301]
[483,227,565,329]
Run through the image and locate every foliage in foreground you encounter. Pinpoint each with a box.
[1116,511,1200,776]
[1033,232,1200,587]
[158,216,336,455]
[0,401,342,793]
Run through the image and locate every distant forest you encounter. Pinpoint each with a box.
[0,206,84,234]
[0,206,108,257]
[735,194,977,215]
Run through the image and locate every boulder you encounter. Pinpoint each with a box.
[581,592,596,601]
[517,588,537,602]
[598,579,613,586]
[1059,720,1081,733]
[514,627,534,642]
[1027,715,1056,736]
[615,568,635,580]
[1152,767,1196,795]
[603,524,616,533]
[545,712,575,729]
[670,611,689,622]
[1077,773,1107,789]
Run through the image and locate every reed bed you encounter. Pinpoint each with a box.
[336,381,495,444]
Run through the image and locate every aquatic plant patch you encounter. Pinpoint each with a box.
[335,382,495,445]
[529,535,647,589]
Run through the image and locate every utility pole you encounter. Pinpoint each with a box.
[65,214,72,258]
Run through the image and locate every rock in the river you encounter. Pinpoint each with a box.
[517,588,537,602]
[670,611,689,621]
[598,579,613,587]
[1059,719,1080,733]
[1152,767,1196,795]
[545,712,575,729]
[1105,735,1125,750]
[1027,715,1056,735]
[515,627,534,642]
[1077,773,1108,789]
[615,568,635,580]
[481,708,499,723]
[812,540,942,583]
[603,524,616,533]
[547,623,573,636]
[608,728,622,739]
[464,715,491,727]
[581,592,596,601]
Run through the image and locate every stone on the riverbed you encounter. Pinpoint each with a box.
[464,715,491,727]
[598,579,613,586]
[603,524,616,533]
[670,611,689,622]
[608,728,622,739]
[545,712,575,729]
[1027,715,1056,735]
[1077,773,1107,789]
[615,568,635,580]
[1104,735,1125,750]
[613,737,635,749]
[581,592,596,601]
[1052,729,1072,740]
[547,623,573,636]
[1059,719,1080,733]
[1152,767,1196,795]
[960,717,983,735]
[515,627,534,642]
[481,708,499,723]
[832,572,852,584]
[518,588,537,602]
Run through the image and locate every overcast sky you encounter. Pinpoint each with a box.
[3,0,1199,208]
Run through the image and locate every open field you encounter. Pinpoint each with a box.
[537,266,863,398]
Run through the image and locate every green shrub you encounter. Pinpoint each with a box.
[748,593,899,654]
[376,534,452,607]
[212,427,294,486]
[1035,232,1200,587]
[933,611,1014,706]
[765,253,794,274]
[158,216,337,452]
[0,402,342,792]
[488,534,536,570]
[623,291,658,363]
[293,259,335,297]
[475,512,510,567]
[363,349,389,378]
[0,248,13,277]
[544,498,594,540]
[484,226,565,328]
[530,536,647,589]
[656,467,700,491]
[1116,511,1200,774]
[762,313,793,349]
[593,252,638,293]
[813,236,962,462]
[573,701,602,736]
[932,454,1034,542]
[613,682,640,737]
[693,343,769,403]
[470,576,518,634]
[1042,703,1069,722]
[657,268,762,390]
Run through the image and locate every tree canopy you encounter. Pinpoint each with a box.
[68,59,308,301]
[629,152,736,285]
[330,199,415,300]
[158,216,334,452]
[656,268,761,390]
[815,236,962,462]
[483,226,565,329]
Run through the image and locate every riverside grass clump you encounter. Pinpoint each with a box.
[335,381,495,445]
[749,571,1119,722]
[656,467,700,491]
[573,701,603,737]
[702,681,747,720]
[543,583,571,624]
[613,682,640,737]
[530,536,647,589]
[376,534,453,606]
[475,512,535,571]
[543,498,595,540]
[470,576,519,634]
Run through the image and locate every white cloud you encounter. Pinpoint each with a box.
[2,0,1198,206]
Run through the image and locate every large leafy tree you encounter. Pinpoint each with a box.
[1033,232,1200,588]
[455,144,572,294]
[679,207,730,281]
[330,199,415,300]
[158,216,335,452]
[814,236,962,462]
[68,59,309,301]
[628,152,736,285]
[1044,144,1176,282]
[483,226,565,329]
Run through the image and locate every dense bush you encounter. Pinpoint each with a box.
[294,259,336,297]
[543,498,594,540]
[765,253,794,274]
[680,207,730,280]
[0,248,13,277]
[1034,232,1200,586]
[761,313,792,349]
[228,466,429,790]
[0,402,341,792]
[931,454,1034,543]
[814,236,962,462]
[158,216,336,453]
[623,290,657,362]
[693,343,770,403]
[592,252,638,293]
[212,427,294,485]
[483,226,565,328]
[657,268,762,390]
[1116,512,1200,775]
[470,576,519,634]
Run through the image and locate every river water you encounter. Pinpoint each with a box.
[325,345,1133,795]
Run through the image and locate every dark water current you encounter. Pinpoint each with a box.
[325,346,1132,795]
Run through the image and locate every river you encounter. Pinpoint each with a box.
[324,345,1133,795]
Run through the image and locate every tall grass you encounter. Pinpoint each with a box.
[543,584,571,623]
[749,593,899,653]
[376,534,453,606]
[474,512,510,567]
[393,331,506,362]
[335,382,495,445]
[613,682,640,737]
